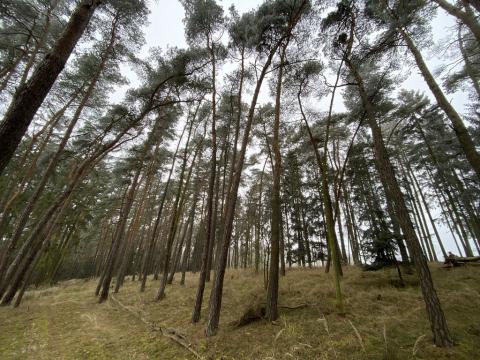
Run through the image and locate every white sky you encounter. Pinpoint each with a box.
[115,0,474,258]
[125,0,468,110]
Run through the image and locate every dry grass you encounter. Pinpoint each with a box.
[1,264,479,359]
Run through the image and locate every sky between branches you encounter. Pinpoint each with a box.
[111,0,469,258]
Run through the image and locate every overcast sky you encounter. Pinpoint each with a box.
[119,0,470,258]
[132,0,468,110]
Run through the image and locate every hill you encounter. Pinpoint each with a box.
[0,265,479,359]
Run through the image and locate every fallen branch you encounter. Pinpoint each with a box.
[110,294,202,359]
[278,303,308,310]
[231,303,309,327]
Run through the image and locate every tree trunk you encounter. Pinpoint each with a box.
[203,2,309,331]
[464,0,480,13]
[433,0,480,42]
[191,38,217,322]
[458,24,480,98]
[405,158,447,258]
[399,26,480,178]
[298,84,344,312]
[0,24,116,283]
[346,54,454,346]
[98,169,141,303]
[0,0,101,175]
[114,180,148,293]
[204,46,280,335]
[157,118,201,300]
[167,219,188,285]
[1,186,72,305]
[139,122,188,292]
[266,43,288,321]
[0,91,79,241]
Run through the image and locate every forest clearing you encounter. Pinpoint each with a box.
[1,265,479,360]
[1,0,480,358]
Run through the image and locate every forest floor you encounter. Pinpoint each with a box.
[0,265,479,359]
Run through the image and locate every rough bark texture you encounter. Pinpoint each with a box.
[347,56,454,347]
[0,0,100,175]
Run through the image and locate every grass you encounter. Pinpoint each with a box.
[0,264,479,359]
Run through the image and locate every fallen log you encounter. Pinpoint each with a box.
[443,255,480,268]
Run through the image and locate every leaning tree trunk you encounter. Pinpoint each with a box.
[157,118,201,300]
[0,97,67,215]
[204,48,279,335]
[180,156,203,285]
[1,182,73,305]
[398,26,480,179]
[432,0,480,43]
[464,0,480,13]
[114,184,146,293]
[404,157,447,258]
[0,24,116,283]
[458,24,480,98]
[0,106,145,298]
[0,0,101,175]
[0,85,81,242]
[346,55,454,347]
[415,120,475,257]
[139,121,189,292]
[98,168,141,303]
[205,3,308,334]
[167,220,189,285]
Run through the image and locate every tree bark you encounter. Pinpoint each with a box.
[98,169,141,303]
[458,24,480,98]
[266,42,287,321]
[0,21,117,284]
[157,117,201,300]
[346,53,454,346]
[191,38,217,322]
[0,0,101,175]
[139,122,188,292]
[204,43,281,336]
[298,82,344,312]
[203,1,309,332]
[398,26,480,179]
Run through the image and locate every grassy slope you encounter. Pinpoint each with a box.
[0,265,479,359]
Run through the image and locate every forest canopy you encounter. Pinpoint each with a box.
[1,0,480,354]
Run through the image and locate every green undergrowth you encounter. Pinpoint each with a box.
[0,265,479,359]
